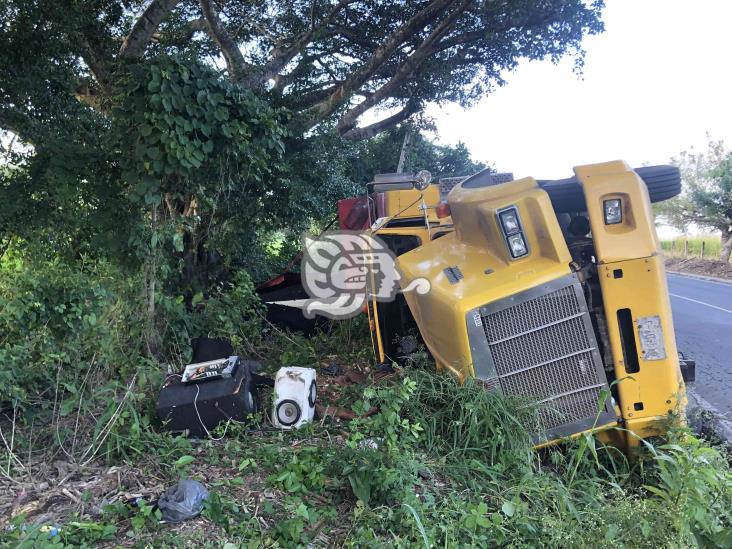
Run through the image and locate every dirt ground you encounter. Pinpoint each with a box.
[664,256,732,280]
[0,435,352,547]
[0,361,389,546]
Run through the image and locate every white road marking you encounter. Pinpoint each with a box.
[667,272,732,287]
[669,293,732,314]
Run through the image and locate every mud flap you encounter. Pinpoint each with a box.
[679,352,696,383]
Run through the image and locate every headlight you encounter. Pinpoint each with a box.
[507,233,528,258]
[499,208,521,235]
[604,198,622,225]
[497,206,529,259]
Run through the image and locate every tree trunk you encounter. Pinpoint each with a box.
[183,231,199,294]
[182,221,220,301]
[721,228,732,263]
[145,205,160,358]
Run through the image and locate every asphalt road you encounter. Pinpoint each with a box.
[667,272,732,438]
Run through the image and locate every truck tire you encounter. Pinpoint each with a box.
[537,165,681,213]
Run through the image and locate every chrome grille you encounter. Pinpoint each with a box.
[479,280,611,436]
[483,286,581,341]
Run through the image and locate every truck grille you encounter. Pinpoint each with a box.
[475,277,614,439]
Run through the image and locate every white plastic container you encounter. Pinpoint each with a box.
[272,367,317,429]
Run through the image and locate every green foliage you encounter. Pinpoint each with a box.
[401,370,533,476]
[157,270,265,359]
[1,0,607,308]
[112,56,292,295]
[12,4,719,545]
[0,0,606,144]
[327,370,732,547]
[0,232,730,548]
[0,249,260,466]
[643,435,732,546]
[128,500,163,533]
[116,56,286,203]
[353,126,488,182]
[271,447,326,494]
[0,251,146,408]
[338,377,424,506]
[273,500,317,547]
[1,0,604,294]
[351,377,424,451]
[271,316,372,369]
[657,137,732,259]
[3,513,119,548]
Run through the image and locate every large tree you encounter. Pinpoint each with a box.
[2,0,604,142]
[0,0,605,296]
[657,137,732,262]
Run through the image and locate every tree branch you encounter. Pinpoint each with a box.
[308,0,457,123]
[326,25,379,51]
[154,17,207,48]
[341,104,417,141]
[119,0,181,59]
[0,107,34,144]
[288,84,341,109]
[434,9,561,53]
[272,50,336,94]
[74,80,107,113]
[243,0,355,89]
[76,34,113,94]
[199,0,250,81]
[337,0,474,135]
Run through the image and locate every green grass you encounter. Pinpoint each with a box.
[5,370,732,547]
[5,357,731,548]
[1,254,731,548]
[662,235,722,259]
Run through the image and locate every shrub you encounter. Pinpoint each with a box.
[0,255,146,408]
[0,251,263,465]
[156,270,264,364]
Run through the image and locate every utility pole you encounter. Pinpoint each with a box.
[396,125,413,174]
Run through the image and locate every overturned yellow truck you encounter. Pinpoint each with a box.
[364,161,689,450]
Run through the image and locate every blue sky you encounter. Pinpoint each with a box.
[427,0,732,180]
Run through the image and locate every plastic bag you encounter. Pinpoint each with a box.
[157,479,209,523]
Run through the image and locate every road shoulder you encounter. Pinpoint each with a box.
[666,269,732,285]
[665,256,732,281]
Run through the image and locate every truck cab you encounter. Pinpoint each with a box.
[362,161,687,450]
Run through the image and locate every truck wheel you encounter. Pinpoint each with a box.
[538,165,681,213]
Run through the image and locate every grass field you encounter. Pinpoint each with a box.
[661,235,722,259]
